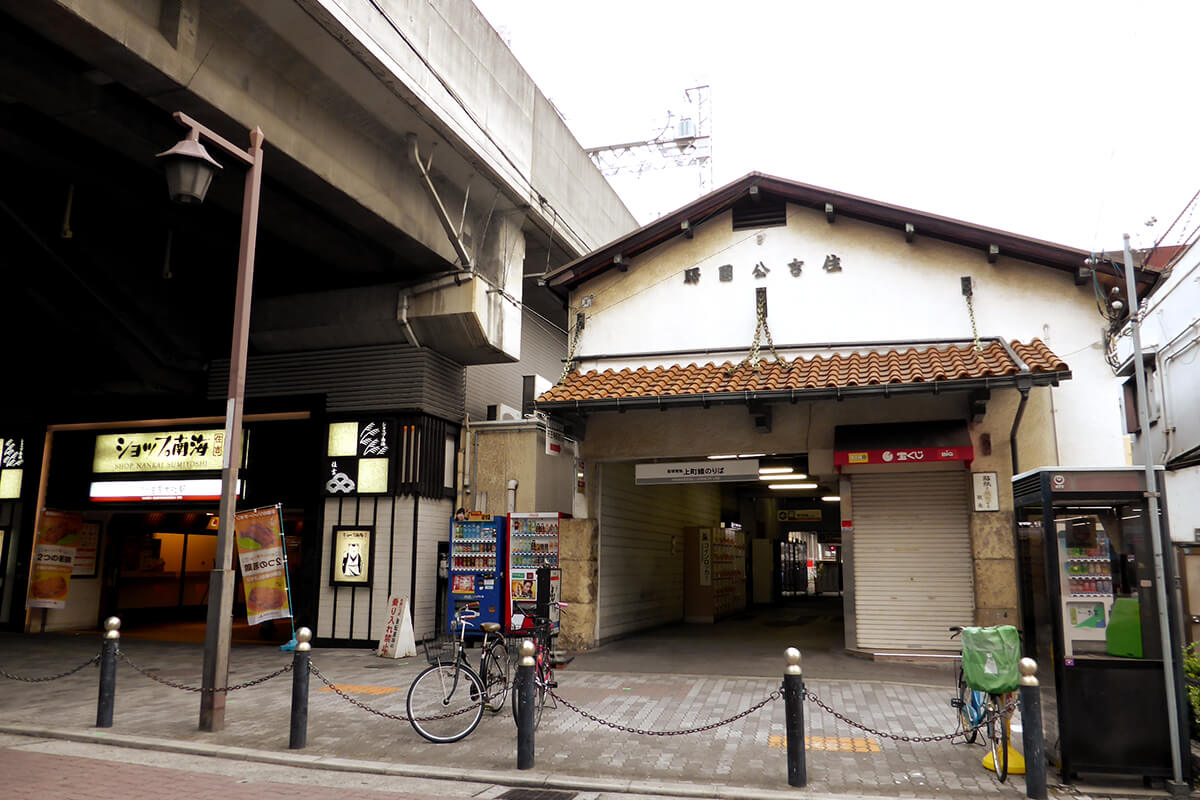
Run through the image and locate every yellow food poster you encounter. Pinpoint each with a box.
[234,506,291,625]
[27,510,82,609]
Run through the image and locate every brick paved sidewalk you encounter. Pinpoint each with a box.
[0,632,1122,799]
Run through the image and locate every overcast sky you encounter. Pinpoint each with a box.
[473,1,1200,254]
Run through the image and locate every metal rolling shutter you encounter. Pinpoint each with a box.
[852,472,973,651]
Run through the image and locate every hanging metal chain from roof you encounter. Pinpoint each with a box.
[726,288,793,377]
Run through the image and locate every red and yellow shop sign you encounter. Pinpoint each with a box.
[834,446,974,466]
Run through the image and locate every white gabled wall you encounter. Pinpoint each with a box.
[572,203,1126,468]
[597,462,721,642]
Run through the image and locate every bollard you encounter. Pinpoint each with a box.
[1019,658,1046,800]
[96,616,120,728]
[289,627,313,750]
[516,638,536,770]
[783,646,807,788]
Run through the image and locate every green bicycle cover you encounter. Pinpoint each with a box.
[961,625,1020,694]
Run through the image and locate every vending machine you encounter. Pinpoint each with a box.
[1056,516,1115,656]
[447,513,507,635]
[505,512,564,633]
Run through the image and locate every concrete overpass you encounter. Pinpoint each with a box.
[0,0,636,403]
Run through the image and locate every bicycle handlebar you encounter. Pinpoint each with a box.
[454,602,480,627]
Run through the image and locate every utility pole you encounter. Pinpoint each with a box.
[1121,233,1184,789]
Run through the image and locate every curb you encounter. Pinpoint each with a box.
[0,723,901,800]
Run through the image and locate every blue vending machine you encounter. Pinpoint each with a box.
[447,513,507,635]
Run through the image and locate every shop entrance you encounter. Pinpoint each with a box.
[97,511,304,644]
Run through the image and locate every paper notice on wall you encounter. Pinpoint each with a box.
[234,506,292,626]
[27,510,82,609]
[377,595,416,659]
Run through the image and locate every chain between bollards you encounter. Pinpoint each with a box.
[96,616,120,728]
[289,627,313,750]
[783,646,806,788]
[1019,657,1046,800]
[516,638,536,770]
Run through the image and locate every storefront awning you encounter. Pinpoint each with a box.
[833,420,973,468]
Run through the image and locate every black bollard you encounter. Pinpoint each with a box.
[1019,657,1046,800]
[289,627,313,750]
[783,646,807,787]
[96,616,120,728]
[516,638,536,770]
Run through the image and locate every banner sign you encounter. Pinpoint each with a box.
[27,510,82,609]
[93,430,227,473]
[635,459,760,485]
[234,506,292,626]
[834,446,973,466]
[699,528,712,586]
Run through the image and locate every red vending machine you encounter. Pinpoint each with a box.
[505,512,564,633]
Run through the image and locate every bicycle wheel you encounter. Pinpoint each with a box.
[955,678,980,744]
[481,641,509,713]
[407,663,484,743]
[986,701,1009,782]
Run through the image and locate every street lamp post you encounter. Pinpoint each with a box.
[158,111,264,732]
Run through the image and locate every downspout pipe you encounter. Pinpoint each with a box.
[1009,384,1030,475]
[507,479,518,514]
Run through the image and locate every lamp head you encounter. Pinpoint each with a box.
[157,130,223,204]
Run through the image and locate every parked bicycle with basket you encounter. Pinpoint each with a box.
[950,624,1022,782]
[406,602,509,743]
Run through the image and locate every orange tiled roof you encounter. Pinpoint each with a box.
[537,340,1067,405]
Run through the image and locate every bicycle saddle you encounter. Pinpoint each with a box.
[481,622,501,633]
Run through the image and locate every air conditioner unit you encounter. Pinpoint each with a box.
[486,403,522,421]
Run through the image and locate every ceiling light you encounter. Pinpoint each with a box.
[737,453,766,459]
[768,483,818,490]
[707,454,739,460]
[759,473,809,481]
[758,467,794,475]
[822,495,841,502]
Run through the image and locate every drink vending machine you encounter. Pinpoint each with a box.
[446,513,507,635]
[505,512,564,633]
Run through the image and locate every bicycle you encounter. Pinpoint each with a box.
[406,603,509,743]
[511,607,564,730]
[949,625,1014,782]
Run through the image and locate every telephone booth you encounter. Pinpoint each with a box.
[1013,467,1189,785]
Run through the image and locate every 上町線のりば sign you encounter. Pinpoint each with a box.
[635,460,759,485]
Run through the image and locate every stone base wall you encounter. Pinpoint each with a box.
[558,518,598,651]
